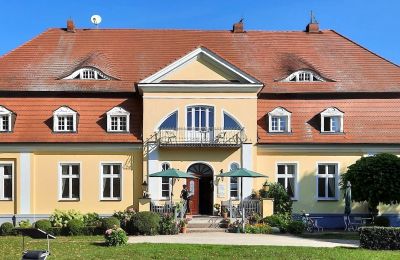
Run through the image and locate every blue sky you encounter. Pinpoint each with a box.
[0,0,399,64]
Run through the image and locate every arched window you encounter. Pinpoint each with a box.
[230,162,240,199]
[63,67,111,80]
[159,111,178,130]
[281,70,325,82]
[161,162,171,199]
[223,112,241,130]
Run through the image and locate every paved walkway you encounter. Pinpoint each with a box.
[128,232,359,248]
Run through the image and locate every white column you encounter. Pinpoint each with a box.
[19,152,31,214]
[241,143,253,199]
[147,142,161,200]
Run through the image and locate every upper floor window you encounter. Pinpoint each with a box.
[53,106,78,133]
[186,106,214,129]
[320,107,344,133]
[223,112,241,130]
[0,106,15,132]
[268,107,291,133]
[281,70,325,82]
[106,107,130,133]
[159,111,178,130]
[63,67,111,80]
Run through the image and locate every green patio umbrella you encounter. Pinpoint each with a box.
[149,168,197,205]
[217,168,268,232]
[344,181,352,216]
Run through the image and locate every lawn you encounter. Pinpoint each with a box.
[297,232,360,240]
[1,236,400,259]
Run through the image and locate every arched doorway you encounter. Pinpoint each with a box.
[187,163,213,215]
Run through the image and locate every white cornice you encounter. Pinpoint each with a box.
[138,83,263,94]
[0,143,142,153]
[257,144,400,154]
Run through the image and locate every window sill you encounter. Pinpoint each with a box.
[106,131,130,134]
[317,198,339,201]
[0,198,13,201]
[268,132,292,135]
[58,199,80,202]
[100,198,122,201]
[320,132,345,135]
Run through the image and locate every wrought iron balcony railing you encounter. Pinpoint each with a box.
[156,127,245,147]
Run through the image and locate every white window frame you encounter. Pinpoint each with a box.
[229,162,240,200]
[100,162,123,201]
[268,107,291,133]
[58,162,81,201]
[0,106,14,132]
[161,162,171,200]
[281,70,325,82]
[316,162,340,201]
[63,67,111,80]
[0,162,14,201]
[320,107,344,133]
[186,105,215,129]
[106,107,130,133]
[53,106,78,132]
[276,162,298,200]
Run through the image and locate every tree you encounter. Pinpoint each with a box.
[260,182,292,215]
[341,153,400,215]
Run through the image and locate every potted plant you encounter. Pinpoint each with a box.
[228,220,241,233]
[221,206,228,219]
[213,203,221,216]
[179,219,188,233]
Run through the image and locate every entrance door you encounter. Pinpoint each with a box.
[186,106,214,143]
[187,163,213,215]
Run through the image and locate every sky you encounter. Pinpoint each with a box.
[0,0,399,65]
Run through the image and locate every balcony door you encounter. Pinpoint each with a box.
[186,106,214,142]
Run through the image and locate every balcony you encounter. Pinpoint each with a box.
[156,127,245,147]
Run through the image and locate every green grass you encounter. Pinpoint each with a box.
[1,236,399,259]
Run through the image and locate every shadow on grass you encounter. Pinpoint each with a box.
[90,241,107,247]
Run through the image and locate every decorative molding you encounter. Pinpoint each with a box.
[106,106,130,133]
[0,143,141,152]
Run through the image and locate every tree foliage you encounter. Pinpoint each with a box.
[260,182,292,215]
[341,153,400,214]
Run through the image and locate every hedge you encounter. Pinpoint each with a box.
[360,227,400,250]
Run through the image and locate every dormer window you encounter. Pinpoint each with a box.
[320,107,344,133]
[282,70,324,82]
[268,107,291,133]
[53,106,78,132]
[106,107,130,133]
[0,106,15,132]
[63,67,111,80]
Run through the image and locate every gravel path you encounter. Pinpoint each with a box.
[128,232,359,248]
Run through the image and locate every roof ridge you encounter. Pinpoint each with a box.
[330,30,400,69]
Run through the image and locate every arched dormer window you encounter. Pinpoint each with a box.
[63,67,111,80]
[159,111,178,130]
[223,112,242,130]
[320,107,344,133]
[106,107,130,133]
[268,107,291,133]
[281,70,325,82]
[53,106,78,132]
[0,106,15,132]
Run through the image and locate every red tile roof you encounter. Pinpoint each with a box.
[258,96,400,144]
[0,28,399,93]
[0,97,142,143]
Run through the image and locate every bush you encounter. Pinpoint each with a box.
[82,226,103,236]
[113,209,136,229]
[244,223,272,234]
[18,219,32,228]
[360,227,400,250]
[48,227,63,236]
[374,216,390,227]
[287,221,305,234]
[158,214,179,235]
[101,217,121,231]
[0,222,14,236]
[50,209,84,227]
[104,227,128,246]
[83,213,101,227]
[67,219,84,236]
[260,182,292,215]
[127,211,160,235]
[262,214,290,233]
[34,219,51,232]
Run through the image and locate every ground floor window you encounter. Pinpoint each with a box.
[101,163,122,200]
[161,162,171,199]
[317,163,338,200]
[277,163,297,199]
[230,162,240,199]
[0,163,12,200]
[59,163,80,200]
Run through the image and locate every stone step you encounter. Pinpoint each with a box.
[186,227,227,233]
[187,222,216,228]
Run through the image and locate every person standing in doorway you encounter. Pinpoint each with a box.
[180,184,191,215]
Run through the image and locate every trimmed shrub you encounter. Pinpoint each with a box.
[287,221,305,234]
[50,209,84,228]
[34,219,51,232]
[244,223,272,234]
[67,219,84,236]
[104,227,128,246]
[374,216,390,227]
[101,217,121,231]
[113,208,136,230]
[360,227,400,250]
[48,227,64,236]
[82,226,103,236]
[127,211,160,235]
[262,214,290,233]
[18,219,32,228]
[83,213,101,227]
[158,214,179,235]
[0,222,14,236]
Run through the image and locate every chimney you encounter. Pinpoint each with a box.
[232,19,244,33]
[66,19,76,33]
[306,11,319,33]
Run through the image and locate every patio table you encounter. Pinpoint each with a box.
[309,217,324,232]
